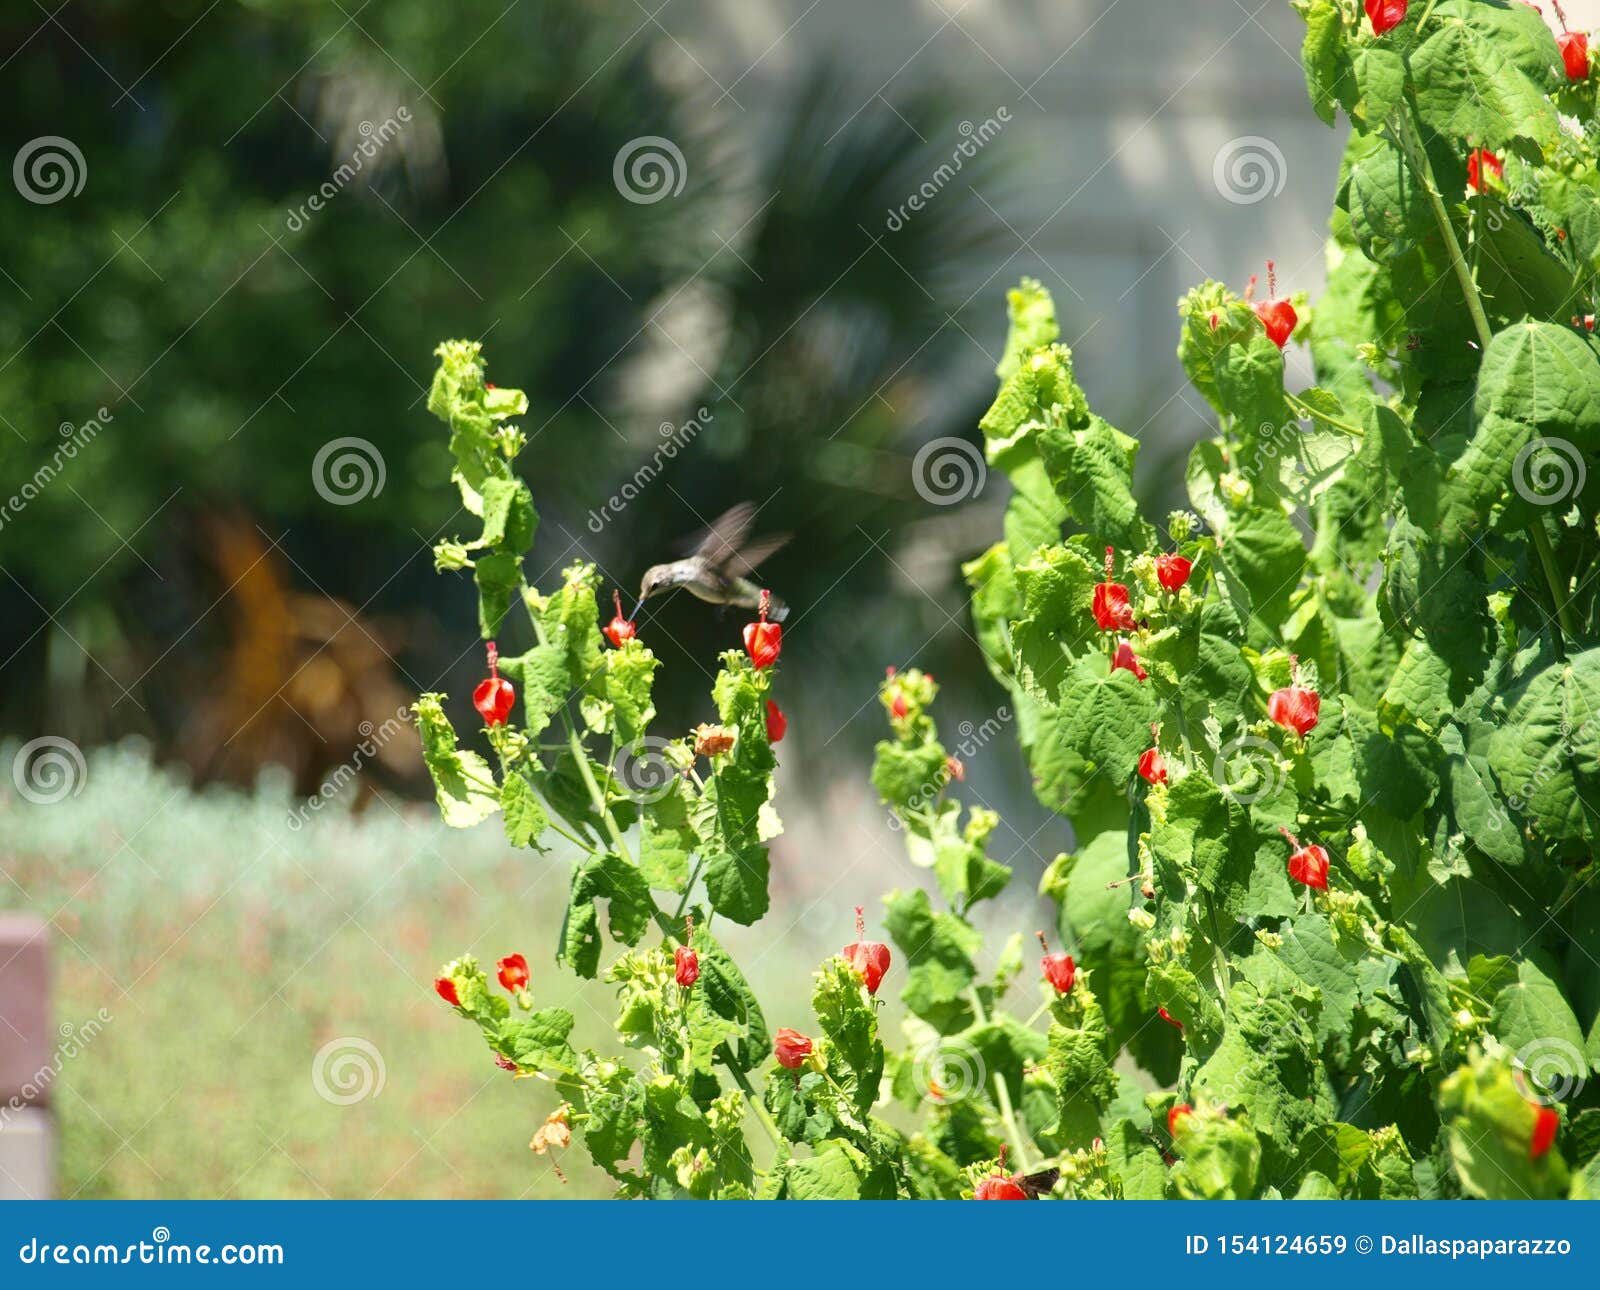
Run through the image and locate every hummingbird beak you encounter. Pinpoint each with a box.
[630,596,645,621]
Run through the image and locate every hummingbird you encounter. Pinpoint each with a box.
[633,502,790,621]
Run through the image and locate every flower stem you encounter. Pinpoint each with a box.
[966,986,1034,1172]
[726,1063,784,1150]
[1529,520,1572,661]
[1285,389,1365,439]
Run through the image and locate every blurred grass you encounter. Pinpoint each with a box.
[0,743,817,1198]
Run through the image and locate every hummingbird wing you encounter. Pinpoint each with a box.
[723,533,789,576]
[688,502,756,567]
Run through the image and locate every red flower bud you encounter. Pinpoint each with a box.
[1560,31,1589,81]
[890,691,909,720]
[1155,552,1192,592]
[774,1027,813,1069]
[675,944,700,988]
[1111,640,1147,681]
[434,975,461,1007]
[494,1053,519,1073]
[603,590,637,648]
[1530,1103,1560,1158]
[1036,930,1076,994]
[743,591,782,669]
[496,953,530,993]
[1268,656,1320,736]
[1158,1006,1184,1030]
[765,698,787,743]
[1092,547,1135,630]
[1467,148,1503,194]
[1168,1103,1193,1136]
[473,640,515,726]
[842,905,891,995]
[1364,0,1406,35]
[1280,828,1330,890]
[973,1145,1028,1199]
[1138,745,1168,786]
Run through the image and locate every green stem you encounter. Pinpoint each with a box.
[672,857,706,923]
[1529,520,1573,661]
[1392,104,1494,353]
[727,1063,784,1150]
[966,986,1034,1172]
[1284,389,1364,439]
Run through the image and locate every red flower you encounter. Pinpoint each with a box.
[842,905,891,995]
[1268,656,1320,736]
[1155,552,1192,592]
[774,1027,813,1069]
[1364,0,1406,35]
[496,953,530,993]
[890,691,909,720]
[603,590,637,648]
[1280,828,1330,890]
[1111,640,1147,681]
[1467,149,1503,194]
[1158,1006,1184,1030]
[1530,1104,1560,1159]
[1138,745,1168,786]
[434,975,461,1007]
[472,641,515,727]
[1254,298,1297,349]
[765,698,787,743]
[1168,1103,1193,1136]
[1560,31,1589,81]
[1036,931,1076,994]
[743,590,782,669]
[973,1145,1028,1199]
[494,1053,519,1073]
[675,944,700,988]
[1092,547,1135,630]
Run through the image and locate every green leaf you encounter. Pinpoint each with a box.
[1410,2,1561,157]
[1037,413,1156,551]
[693,923,770,1074]
[812,960,885,1121]
[412,694,501,829]
[1439,322,1600,544]
[639,780,695,893]
[474,551,522,637]
[477,476,538,553]
[883,887,980,1032]
[1488,649,1600,846]
[496,642,569,740]
[1215,503,1306,629]
[497,1007,576,1073]
[1490,960,1591,1101]
[500,770,548,849]
[604,640,659,746]
[996,277,1060,382]
[559,853,655,979]
[979,344,1090,472]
